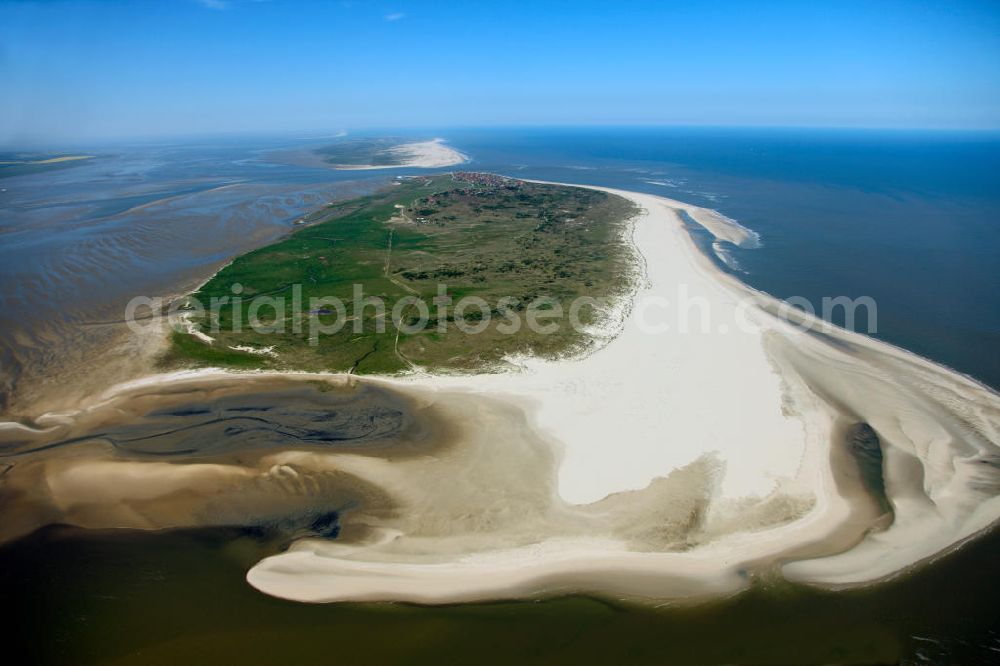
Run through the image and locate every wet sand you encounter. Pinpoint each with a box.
[0,149,384,418]
[3,184,998,607]
[244,186,1000,603]
[0,375,440,544]
[331,138,469,170]
[269,138,468,172]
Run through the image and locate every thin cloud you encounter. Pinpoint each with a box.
[195,0,271,10]
[384,12,405,21]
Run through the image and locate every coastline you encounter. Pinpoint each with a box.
[2,180,999,607]
[246,183,1000,604]
[330,138,468,170]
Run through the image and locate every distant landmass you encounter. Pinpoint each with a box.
[0,152,94,178]
[314,137,467,169]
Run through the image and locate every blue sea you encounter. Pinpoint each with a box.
[1,127,998,411]
[446,127,1000,390]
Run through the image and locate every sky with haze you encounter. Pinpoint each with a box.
[1,0,999,145]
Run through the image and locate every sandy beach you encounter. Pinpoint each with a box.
[2,183,999,607]
[245,184,1000,604]
[332,138,468,170]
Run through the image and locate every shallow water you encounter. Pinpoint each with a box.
[444,127,1000,390]
[0,378,414,458]
[3,522,1000,665]
[2,128,999,662]
[3,129,998,415]
[0,138,388,414]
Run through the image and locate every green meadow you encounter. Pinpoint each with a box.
[164,173,637,374]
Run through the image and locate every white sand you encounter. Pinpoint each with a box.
[400,188,804,505]
[245,184,1000,604]
[333,138,467,170]
[6,179,997,606]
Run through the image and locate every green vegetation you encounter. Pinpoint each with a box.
[165,173,638,374]
[166,330,269,369]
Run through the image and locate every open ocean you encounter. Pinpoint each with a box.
[445,127,1000,391]
[2,127,999,664]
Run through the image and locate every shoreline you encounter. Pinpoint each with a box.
[330,138,468,170]
[2,180,999,606]
[246,182,1000,603]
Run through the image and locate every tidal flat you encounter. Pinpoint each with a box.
[4,180,999,613]
[4,130,995,663]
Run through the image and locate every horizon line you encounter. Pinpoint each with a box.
[5,122,1000,151]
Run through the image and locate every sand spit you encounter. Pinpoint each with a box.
[333,138,468,170]
[1,184,999,607]
[246,185,1000,604]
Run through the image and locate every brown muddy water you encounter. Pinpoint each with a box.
[2,522,999,665]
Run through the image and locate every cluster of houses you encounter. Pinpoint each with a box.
[404,172,527,224]
[452,171,522,190]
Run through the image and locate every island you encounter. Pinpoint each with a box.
[165,172,638,373]
[1,175,998,613]
[314,137,467,169]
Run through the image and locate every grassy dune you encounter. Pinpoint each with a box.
[165,173,637,374]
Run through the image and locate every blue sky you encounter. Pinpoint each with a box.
[1,0,999,144]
